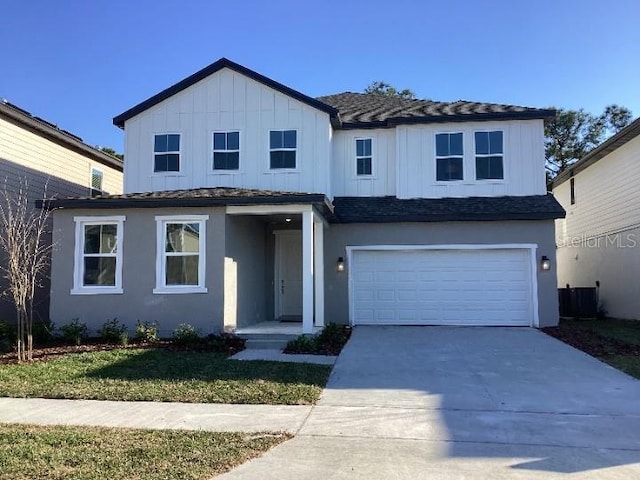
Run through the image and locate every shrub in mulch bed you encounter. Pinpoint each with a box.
[542,326,640,358]
[284,323,351,356]
[0,333,246,365]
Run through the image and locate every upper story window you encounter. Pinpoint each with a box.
[213,131,240,170]
[270,130,297,169]
[72,216,125,295]
[154,134,180,173]
[356,138,373,175]
[154,215,208,294]
[475,131,504,180]
[570,177,575,205]
[90,168,103,197]
[435,133,463,181]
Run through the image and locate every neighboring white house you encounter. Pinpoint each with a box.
[552,118,640,319]
[43,58,564,336]
[0,99,124,323]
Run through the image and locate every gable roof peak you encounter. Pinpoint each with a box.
[113,57,339,128]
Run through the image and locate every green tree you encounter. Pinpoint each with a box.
[545,104,632,177]
[99,147,124,161]
[364,81,416,100]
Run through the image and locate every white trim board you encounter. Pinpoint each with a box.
[346,244,539,328]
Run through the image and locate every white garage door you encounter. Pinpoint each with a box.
[350,248,534,326]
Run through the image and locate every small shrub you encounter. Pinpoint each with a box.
[136,321,158,343]
[204,333,246,354]
[172,323,200,344]
[32,320,55,344]
[99,318,128,345]
[59,319,88,346]
[284,335,318,354]
[0,321,15,353]
[316,322,349,352]
[284,323,351,355]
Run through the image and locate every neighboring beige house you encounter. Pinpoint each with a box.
[43,58,564,337]
[552,118,640,319]
[0,99,123,323]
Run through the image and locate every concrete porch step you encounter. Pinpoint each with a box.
[237,333,300,351]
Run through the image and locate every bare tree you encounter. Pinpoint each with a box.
[0,180,55,361]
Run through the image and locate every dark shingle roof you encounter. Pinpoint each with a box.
[38,187,335,217]
[332,194,565,223]
[318,92,555,128]
[40,188,564,223]
[0,99,123,171]
[551,117,640,188]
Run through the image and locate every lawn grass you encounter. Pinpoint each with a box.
[0,348,332,404]
[544,318,640,379]
[558,318,640,346]
[0,424,289,480]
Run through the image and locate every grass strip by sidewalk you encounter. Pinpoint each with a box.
[0,348,332,405]
[0,424,289,480]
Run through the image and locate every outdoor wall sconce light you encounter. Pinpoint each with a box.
[541,256,551,271]
[336,257,345,272]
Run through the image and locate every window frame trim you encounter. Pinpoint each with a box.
[354,137,375,177]
[434,131,465,183]
[473,129,506,182]
[268,129,299,171]
[153,214,209,294]
[211,130,242,174]
[152,132,182,175]
[71,215,125,295]
[90,167,104,196]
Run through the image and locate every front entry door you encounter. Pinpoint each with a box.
[275,232,302,319]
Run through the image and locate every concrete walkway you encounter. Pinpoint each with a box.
[0,398,311,433]
[220,326,640,479]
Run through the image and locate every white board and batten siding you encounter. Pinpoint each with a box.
[396,119,546,199]
[349,246,537,327]
[123,67,332,196]
[331,129,396,197]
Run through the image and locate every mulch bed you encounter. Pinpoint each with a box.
[542,326,640,357]
[0,335,246,365]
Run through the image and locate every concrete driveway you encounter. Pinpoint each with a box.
[221,327,640,479]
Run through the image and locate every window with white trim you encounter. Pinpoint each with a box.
[435,132,463,181]
[475,131,504,180]
[269,130,296,169]
[90,168,103,197]
[356,138,372,175]
[154,134,180,172]
[154,215,208,294]
[72,216,125,294]
[213,131,240,170]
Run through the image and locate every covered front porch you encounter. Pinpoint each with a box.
[223,203,328,335]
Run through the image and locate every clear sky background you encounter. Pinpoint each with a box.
[1,0,638,152]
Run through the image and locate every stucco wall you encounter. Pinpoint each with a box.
[224,216,268,328]
[50,207,225,336]
[323,220,559,328]
[557,226,640,319]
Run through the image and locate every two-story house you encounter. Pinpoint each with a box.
[0,100,123,324]
[552,118,640,319]
[42,58,564,336]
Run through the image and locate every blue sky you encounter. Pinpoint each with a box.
[1,0,638,152]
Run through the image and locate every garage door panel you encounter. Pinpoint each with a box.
[351,248,533,326]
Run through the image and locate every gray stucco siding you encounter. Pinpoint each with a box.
[557,226,640,319]
[323,220,559,328]
[50,207,225,336]
[224,216,268,328]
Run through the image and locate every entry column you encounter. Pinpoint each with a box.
[302,210,314,334]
